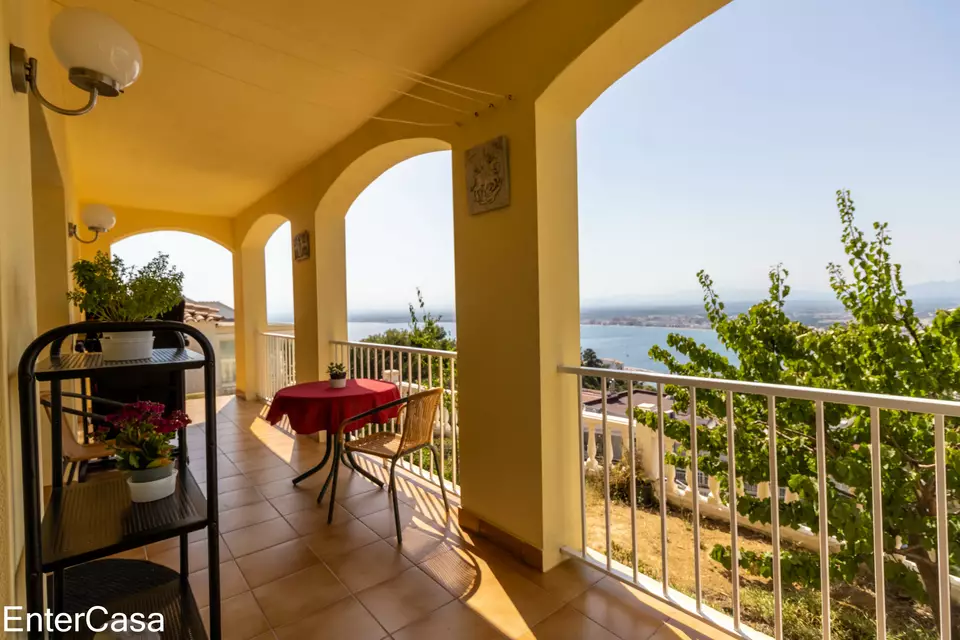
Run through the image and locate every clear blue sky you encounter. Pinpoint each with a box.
[114,0,960,317]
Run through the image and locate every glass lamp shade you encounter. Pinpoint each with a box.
[80,204,117,233]
[49,8,142,90]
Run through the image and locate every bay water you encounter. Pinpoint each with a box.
[347,321,734,372]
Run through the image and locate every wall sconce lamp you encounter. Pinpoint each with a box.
[9,8,141,116]
[69,204,117,244]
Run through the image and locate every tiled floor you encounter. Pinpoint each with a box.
[115,396,719,640]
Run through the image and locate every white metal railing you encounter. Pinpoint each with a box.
[331,340,459,495]
[259,332,296,401]
[560,364,960,640]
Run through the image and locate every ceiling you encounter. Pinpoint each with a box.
[57,0,529,216]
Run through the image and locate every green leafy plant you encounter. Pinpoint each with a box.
[67,251,184,322]
[99,401,190,470]
[328,362,347,379]
[636,190,960,630]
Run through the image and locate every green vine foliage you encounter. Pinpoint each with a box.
[635,191,960,622]
[67,251,184,322]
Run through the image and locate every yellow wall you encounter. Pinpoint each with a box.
[1,0,730,594]
[79,204,236,260]
[2,0,80,607]
[224,0,729,567]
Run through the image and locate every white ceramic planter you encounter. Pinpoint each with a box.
[101,330,154,361]
[329,377,347,389]
[127,468,177,503]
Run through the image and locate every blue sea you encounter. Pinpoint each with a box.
[347,321,734,372]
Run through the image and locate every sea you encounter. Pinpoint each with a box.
[347,321,735,372]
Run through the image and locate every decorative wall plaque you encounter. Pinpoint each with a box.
[293,230,310,261]
[465,135,510,214]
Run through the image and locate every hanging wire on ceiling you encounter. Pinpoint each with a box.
[50,0,461,126]
[134,38,459,128]
[125,0,501,116]
[172,0,510,106]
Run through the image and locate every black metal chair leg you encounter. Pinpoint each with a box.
[389,458,402,544]
[327,438,342,523]
[65,461,77,485]
[293,435,333,485]
[430,444,450,518]
[345,450,385,489]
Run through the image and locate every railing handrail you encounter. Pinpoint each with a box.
[560,364,960,417]
[261,331,295,339]
[331,339,457,359]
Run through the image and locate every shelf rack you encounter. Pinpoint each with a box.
[18,321,221,639]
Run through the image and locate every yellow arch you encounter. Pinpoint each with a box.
[80,205,236,259]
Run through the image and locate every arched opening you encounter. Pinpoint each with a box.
[568,1,959,636]
[111,231,237,398]
[311,137,451,374]
[265,221,294,327]
[346,151,455,340]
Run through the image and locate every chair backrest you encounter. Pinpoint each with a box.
[39,393,111,461]
[398,388,443,452]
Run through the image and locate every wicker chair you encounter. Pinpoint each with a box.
[318,388,449,543]
[40,392,112,484]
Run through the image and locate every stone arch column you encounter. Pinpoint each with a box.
[236,213,289,400]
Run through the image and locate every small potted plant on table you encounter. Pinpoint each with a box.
[101,401,190,502]
[67,251,184,361]
[328,362,347,388]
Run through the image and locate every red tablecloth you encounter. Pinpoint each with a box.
[264,379,402,435]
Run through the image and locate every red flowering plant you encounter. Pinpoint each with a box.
[99,401,190,471]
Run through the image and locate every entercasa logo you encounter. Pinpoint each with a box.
[4,606,164,634]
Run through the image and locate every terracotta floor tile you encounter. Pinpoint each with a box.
[301,519,380,560]
[189,560,250,609]
[650,623,696,640]
[392,600,506,640]
[145,529,207,555]
[235,538,320,588]
[244,464,299,485]
[419,546,563,638]
[227,447,283,463]
[223,517,298,558]
[384,525,459,564]
[234,454,292,474]
[328,469,383,499]
[219,487,267,512]
[325,540,413,592]
[252,564,349,627]
[216,474,255,493]
[219,439,267,454]
[220,501,281,533]
[283,504,354,535]
[569,578,668,640]
[358,502,421,538]
[256,477,302,499]
[506,557,605,604]
[269,490,328,516]
[517,605,620,640]
[356,566,453,632]
[272,596,387,640]
[201,591,270,640]
[148,537,231,573]
[337,489,393,518]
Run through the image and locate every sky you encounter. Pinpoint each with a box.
[113,0,960,317]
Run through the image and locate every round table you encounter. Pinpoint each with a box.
[263,378,402,488]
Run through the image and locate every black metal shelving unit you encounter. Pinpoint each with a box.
[18,321,221,639]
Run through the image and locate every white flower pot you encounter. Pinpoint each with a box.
[329,377,347,389]
[127,468,177,503]
[101,330,155,361]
